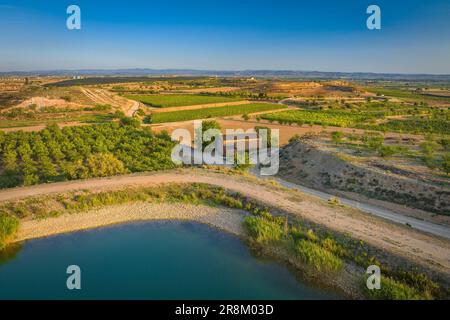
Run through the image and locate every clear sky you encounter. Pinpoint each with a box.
[0,0,449,73]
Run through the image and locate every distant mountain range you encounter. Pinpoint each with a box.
[1,69,450,81]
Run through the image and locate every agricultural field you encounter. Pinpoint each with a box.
[0,123,176,188]
[261,109,375,128]
[261,100,450,135]
[125,94,243,108]
[372,117,449,135]
[149,103,286,123]
[364,83,450,104]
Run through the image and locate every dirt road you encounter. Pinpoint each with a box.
[1,169,449,274]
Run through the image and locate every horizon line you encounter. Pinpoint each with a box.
[1,68,450,77]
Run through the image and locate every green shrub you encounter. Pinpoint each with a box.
[331,131,343,144]
[365,276,428,300]
[294,239,343,272]
[120,116,141,127]
[244,216,284,243]
[320,237,349,258]
[83,153,127,178]
[441,153,450,176]
[378,145,398,157]
[0,213,19,249]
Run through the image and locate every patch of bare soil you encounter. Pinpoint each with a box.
[2,96,85,112]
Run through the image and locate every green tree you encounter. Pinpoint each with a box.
[120,116,141,128]
[2,149,18,171]
[82,153,127,178]
[255,126,272,148]
[200,120,222,151]
[439,138,450,151]
[441,153,450,176]
[331,131,343,144]
[143,115,153,124]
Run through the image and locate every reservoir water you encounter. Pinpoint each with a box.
[0,221,338,299]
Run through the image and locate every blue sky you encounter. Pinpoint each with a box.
[0,0,449,73]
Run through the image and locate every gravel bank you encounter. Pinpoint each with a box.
[14,202,246,243]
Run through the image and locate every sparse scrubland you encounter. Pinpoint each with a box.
[279,136,450,215]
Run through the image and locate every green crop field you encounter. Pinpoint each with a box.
[125,94,243,108]
[261,107,450,135]
[369,119,450,135]
[151,103,286,123]
[366,87,450,102]
[261,110,374,127]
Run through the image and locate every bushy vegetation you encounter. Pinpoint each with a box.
[261,101,450,136]
[0,114,114,129]
[364,276,427,300]
[0,123,176,188]
[367,87,450,103]
[294,239,343,272]
[244,213,344,273]
[328,131,450,175]
[151,103,286,123]
[244,216,284,243]
[200,120,222,151]
[372,118,450,135]
[125,94,242,108]
[261,110,374,127]
[242,200,440,299]
[0,213,19,249]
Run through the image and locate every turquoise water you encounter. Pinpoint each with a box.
[0,221,339,300]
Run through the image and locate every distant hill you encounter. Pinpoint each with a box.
[1,68,450,81]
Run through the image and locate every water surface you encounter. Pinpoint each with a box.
[0,221,339,299]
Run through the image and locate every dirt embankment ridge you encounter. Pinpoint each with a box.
[279,140,450,215]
